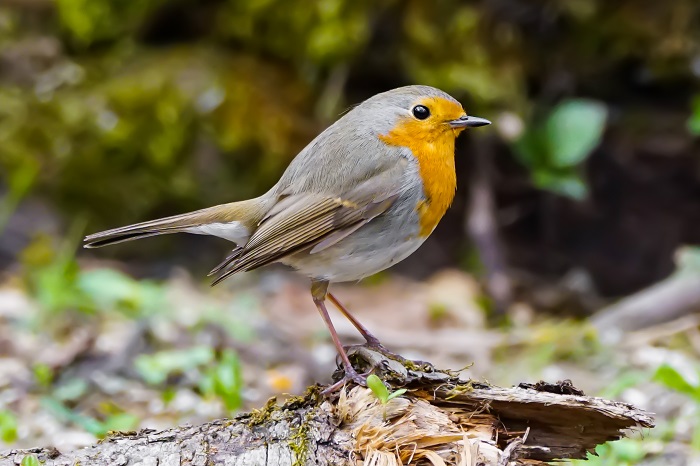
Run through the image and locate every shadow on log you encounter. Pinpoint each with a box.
[0,347,654,466]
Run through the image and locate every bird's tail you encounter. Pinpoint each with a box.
[83,197,268,248]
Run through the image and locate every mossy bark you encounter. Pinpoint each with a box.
[0,348,653,466]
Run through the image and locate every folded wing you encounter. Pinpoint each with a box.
[210,169,404,285]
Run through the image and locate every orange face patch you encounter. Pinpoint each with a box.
[379,96,466,237]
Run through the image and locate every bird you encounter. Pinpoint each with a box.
[84,85,491,391]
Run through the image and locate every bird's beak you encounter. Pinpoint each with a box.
[449,115,492,128]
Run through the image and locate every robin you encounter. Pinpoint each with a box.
[84,85,490,391]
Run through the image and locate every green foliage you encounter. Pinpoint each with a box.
[652,364,700,450]
[2,0,697,251]
[20,224,166,322]
[653,364,700,403]
[688,95,700,136]
[32,363,54,389]
[545,100,609,168]
[203,305,257,343]
[20,455,41,466]
[21,227,90,316]
[78,268,165,318]
[0,410,18,443]
[200,349,244,412]
[514,99,608,200]
[56,0,163,46]
[40,397,139,438]
[578,438,648,466]
[366,374,407,405]
[401,2,523,104]
[135,346,215,386]
[0,53,313,233]
[217,0,376,66]
[135,347,244,411]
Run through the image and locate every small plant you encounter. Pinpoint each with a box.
[135,346,244,412]
[652,364,700,450]
[366,374,407,418]
[200,349,244,412]
[653,364,700,403]
[20,455,41,466]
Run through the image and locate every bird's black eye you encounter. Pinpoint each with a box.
[412,105,430,120]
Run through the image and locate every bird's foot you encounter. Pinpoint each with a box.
[362,341,435,373]
[321,366,369,395]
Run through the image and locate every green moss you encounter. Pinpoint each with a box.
[247,397,278,427]
[288,409,314,466]
[97,429,138,444]
[444,382,476,400]
[283,385,321,411]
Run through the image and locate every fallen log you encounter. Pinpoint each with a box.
[0,347,654,466]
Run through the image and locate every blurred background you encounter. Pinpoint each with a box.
[1,0,700,463]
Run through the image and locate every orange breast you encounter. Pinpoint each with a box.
[379,117,458,237]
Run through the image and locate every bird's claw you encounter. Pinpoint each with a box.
[363,342,435,373]
[321,366,370,395]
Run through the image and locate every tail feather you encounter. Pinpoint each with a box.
[84,231,177,248]
[207,247,244,276]
[84,198,267,249]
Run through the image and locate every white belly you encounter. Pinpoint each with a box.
[283,236,426,283]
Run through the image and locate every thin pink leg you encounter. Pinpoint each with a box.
[312,281,367,393]
[328,292,383,347]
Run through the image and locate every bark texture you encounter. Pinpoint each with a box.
[1,347,654,466]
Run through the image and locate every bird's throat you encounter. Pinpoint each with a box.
[379,125,457,237]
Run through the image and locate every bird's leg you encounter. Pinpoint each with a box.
[311,281,367,393]
[327,292,383,348]
[328,291,435,372]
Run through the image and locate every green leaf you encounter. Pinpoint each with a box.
[0,410,18,443]
[653,365,700,400]
[545,99,608,168]
[366,375,390,404]
[533,170,588,200]
[688,95,700,136]
[134,346,214,385]
[386,388,407,401]
[20,455,41,466]
[207,349,244,411]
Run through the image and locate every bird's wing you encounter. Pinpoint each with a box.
[209,167,405,284]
